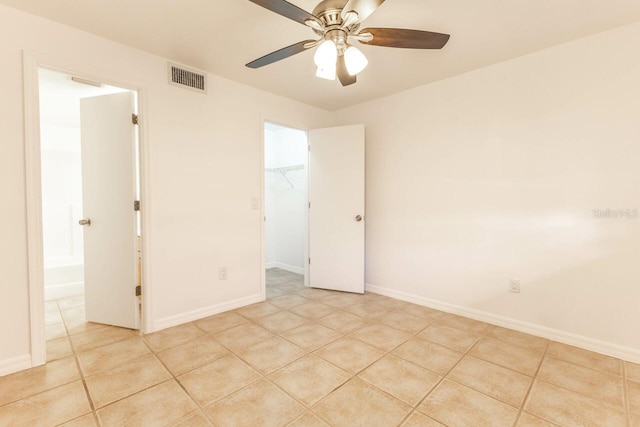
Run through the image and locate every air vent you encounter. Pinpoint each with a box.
[167,63,207,94]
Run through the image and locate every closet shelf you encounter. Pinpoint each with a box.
[265,164,304,189]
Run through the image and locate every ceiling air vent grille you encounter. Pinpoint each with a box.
[168,63,207,94]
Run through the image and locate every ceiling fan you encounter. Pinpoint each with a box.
[245,0,450,86]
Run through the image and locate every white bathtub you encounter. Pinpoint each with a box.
[44,258,84,301]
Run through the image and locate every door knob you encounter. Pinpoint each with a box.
[78,218,92,226]
[355,215,363,222]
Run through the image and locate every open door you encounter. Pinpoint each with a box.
[308,124,365,294]
[80,92,138,329]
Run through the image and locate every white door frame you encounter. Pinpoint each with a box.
[259,118,310,300]
[23,52,153,367]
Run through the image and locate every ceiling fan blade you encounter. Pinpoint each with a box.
[359,28,450,49]
[246,40,316,68]
[341,0,386,23]
[337,55,357,86]
[249,0,320,26]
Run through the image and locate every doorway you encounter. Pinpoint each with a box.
[263,122,309,298]
[37,68,142,362]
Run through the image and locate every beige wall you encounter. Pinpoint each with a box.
[0,4,333,371]
[335,22,640,357]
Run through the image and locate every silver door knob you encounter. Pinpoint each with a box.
[355,215,363,222]
[78,218,91,226]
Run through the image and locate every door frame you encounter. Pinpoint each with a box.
[259,118,310,300]
[23,52,152,367]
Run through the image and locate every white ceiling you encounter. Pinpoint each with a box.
[5,0,640,111]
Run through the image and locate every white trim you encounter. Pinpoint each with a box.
[0,355,33,377]
[23,52,46,368]
[44,283,84,301]
[266,263,305,275]
[366,283,640,364]
[23,52,153,371]
[153,293,263,332]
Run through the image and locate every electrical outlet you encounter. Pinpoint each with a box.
[219,267,228,280]
[509,278,520,293]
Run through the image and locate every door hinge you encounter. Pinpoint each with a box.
[308,144,311,152]
[308,202,311,209]
[132,114,139,125]
[135,285,141,296]
[134,200,140,211]
[308,257,311,264]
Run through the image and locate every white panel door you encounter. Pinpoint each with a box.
[309,124,365,293]
[80,92,138,329]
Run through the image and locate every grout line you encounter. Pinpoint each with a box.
[512,340,550,427]
[623,361,632,427]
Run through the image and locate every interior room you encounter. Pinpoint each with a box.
[0,1,639,426]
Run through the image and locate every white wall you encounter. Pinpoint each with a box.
[264,124,308,274]
[335,22,640,358]
[0,4,333,373]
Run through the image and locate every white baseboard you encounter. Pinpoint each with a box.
[44,282,84,301]
[366,283,640,364]
[267,262,305,275]
[0,354,32,377]
[151,293,264,332]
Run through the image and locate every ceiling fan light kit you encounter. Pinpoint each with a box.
[246,0,450,86]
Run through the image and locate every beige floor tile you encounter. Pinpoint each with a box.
[313,377,412,427]
[447,355,532,407]
[631,412,640,427]
[47,336,73,361]
[236,301,281,319]
[321,292,367,309]
[269,294,310,309]
[278,282,307,293]
[296,288,336,299]
[77,337,150,377]
[517,412,559,426]
[46,321,68,340]
[439,314,491,335]
[627,361,640,383]
[97,380,197,426]
[58,295,85,310]
[419,323,480,352]
[470,337,544,376]
[70,326,137,353]
[287,411,330,427]
[45,300,60,314]
[266,286,285,298]
[45,308,63,325]
[59,413,98,426]
[85,353,171,408]
[270,355,351,406]
[157,335,230,376]
[171,411,212,427]
[349,324,411,351]
[192,311,248,334]
[66,320,109,336]
[254,310,309,334]
[628,379,640,415]
[525,380,626,427]
[289,301,336,320]
[0,381,91,427]
[206,379,305,427]
[314,337,384,374]
[213,322,274,351]
[144,323,204,352]
[0,356,80,406]
[359,355,441,406]
[178,355,261,406]
[392,338,463,375]
[547,342,622,376]
[485,325,549,352]
[537,356,624,407]
[379,309,434,334]
[373,295,412,310]
[401,304,446,322]
[316,311,368,334]
[238,336,306,374]
[420,379,518,427]
[282,323,342,351]
[61,305,86,321]
[344,302,395,319]
[402,411,445,426]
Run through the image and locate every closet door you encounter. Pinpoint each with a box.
[308,124,365,294]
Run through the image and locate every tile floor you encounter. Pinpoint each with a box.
[1,268,639,426]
